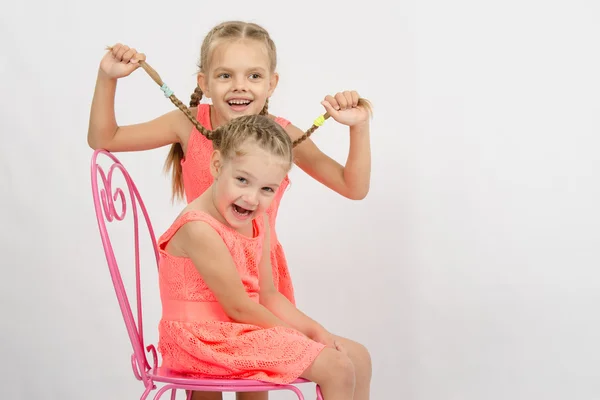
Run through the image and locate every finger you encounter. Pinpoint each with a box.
[324,94,340,111]
[115,45,130,62]
[335,92,348,110]
[112,44,124,60]
[122,48,137,63]
[350,90,360,107]
[343,91,355,107]
[321,100,338,117]
[110,43,122,55]
[133,52,146,63]
[334,341,347,354]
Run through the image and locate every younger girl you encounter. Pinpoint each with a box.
[157,114,362,400]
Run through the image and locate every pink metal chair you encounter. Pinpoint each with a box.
[90,149,323,400]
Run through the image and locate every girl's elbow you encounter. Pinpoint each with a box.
[87,127,119,151]
[351,191,369,200]
[347,186,370,200]
[87,135,99,150]
[87,134,110,151]
[259,287,278,307]
[224,304,246,322]
[224,300,256,323]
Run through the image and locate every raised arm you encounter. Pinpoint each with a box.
[289,123,371,200]
[287,91,372,200]
[87,44,184,152]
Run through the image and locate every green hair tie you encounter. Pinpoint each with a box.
[160,84,174,98]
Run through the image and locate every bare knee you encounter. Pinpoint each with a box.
[303,348,356,390]
[355,342,372,375]
[334,351,356,389]
[336,337,372,380]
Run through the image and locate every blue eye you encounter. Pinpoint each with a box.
[262,187,274,193]
[236,177,247,184]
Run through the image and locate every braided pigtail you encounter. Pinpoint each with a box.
[162,85,207,201]
[189,86,203,107]
[125,58,215,201]
[292,98,373,147]
[123,49,372,194]
[260,98,269,116]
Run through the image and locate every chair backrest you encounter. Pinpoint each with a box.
[90,149,160,385]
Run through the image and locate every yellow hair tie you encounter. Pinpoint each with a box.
[313,115,326,127]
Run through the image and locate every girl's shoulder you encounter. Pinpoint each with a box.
[267,113,308,143]
[268,113,292,129]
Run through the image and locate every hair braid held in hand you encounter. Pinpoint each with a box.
[135,59,371,146]
[110,49,371,200]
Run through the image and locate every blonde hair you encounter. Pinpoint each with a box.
[213,114,292,170]
[165,21,276,200]
[127,20,373,201]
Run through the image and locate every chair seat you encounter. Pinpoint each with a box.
[150,367,312,387]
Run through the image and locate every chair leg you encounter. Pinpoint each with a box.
[287,385,305,400]
[141,384,154,400]
[152,385,173,400]
[315,385,323,400]
[153,385,197,400]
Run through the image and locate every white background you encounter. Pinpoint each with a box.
[2,0,600,399]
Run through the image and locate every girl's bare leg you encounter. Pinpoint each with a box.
[190,391,223,400]
[300,347,356,400]
[236,392,268,400]
[331,336,372,400]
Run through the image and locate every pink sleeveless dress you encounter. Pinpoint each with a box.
[181,104,295,305]
[156,211,325,383]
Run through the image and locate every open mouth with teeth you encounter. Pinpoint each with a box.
[227,99,253,110]
[232,204,254,219]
